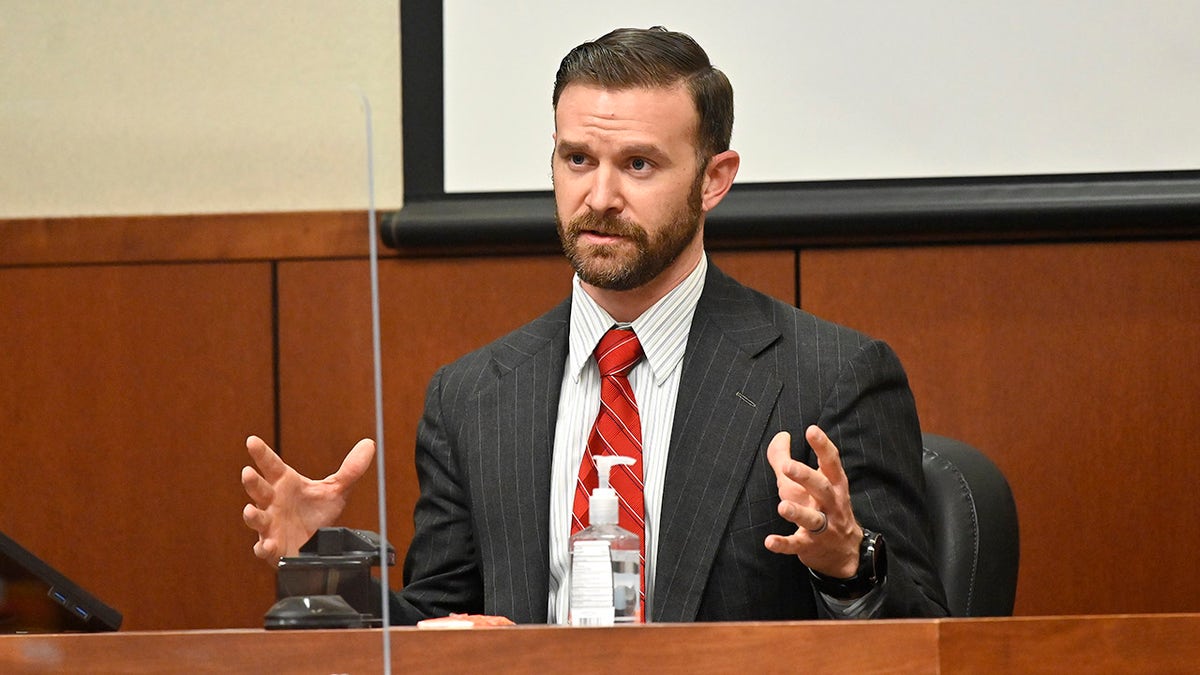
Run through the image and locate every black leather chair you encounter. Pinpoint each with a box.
[921,433,1019,617]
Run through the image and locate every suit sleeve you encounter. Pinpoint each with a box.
[388,366,484,623]
[815,338,949,618]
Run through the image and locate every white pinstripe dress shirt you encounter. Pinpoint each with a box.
[547,256,707,624]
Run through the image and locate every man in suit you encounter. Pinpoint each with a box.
[242,27,948,623]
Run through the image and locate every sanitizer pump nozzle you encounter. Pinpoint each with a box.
[588,456,634,527]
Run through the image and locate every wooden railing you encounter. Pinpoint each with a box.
[4,615,1200,674]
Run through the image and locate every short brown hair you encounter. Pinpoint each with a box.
[552,27,734,163]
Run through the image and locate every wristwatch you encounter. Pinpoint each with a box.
[808,529,887,600]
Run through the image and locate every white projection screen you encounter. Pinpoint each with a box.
[384,1,1200,249]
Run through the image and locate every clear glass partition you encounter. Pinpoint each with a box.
[1,82,393,665]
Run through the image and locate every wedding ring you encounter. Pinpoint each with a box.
[808,510,828,535]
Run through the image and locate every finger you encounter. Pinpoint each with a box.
[767,431,818,503]
[801,425,849,487]
[764,532,806,556]
[765,431,792,478]
[806,422,844,470]
[783,461,832,498]
[241,465,274,506]
[246,435,288,483]
[777,500,827,532]
[772,433,828,497]
[252,538,282,561]
[329,438,377,485]
[764,533,789,555]
[242,503,269,532]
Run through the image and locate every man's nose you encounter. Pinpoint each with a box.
[584,164,624,214]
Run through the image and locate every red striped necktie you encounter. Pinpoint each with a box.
[571,327,645,600]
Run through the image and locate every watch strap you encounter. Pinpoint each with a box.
[808,529,886,600]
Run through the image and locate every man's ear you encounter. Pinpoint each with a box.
[700,150,740,213]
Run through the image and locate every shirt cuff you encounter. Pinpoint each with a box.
[820,579,886,619]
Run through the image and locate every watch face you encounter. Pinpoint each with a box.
[866,531,886,582]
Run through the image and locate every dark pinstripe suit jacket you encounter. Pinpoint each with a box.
[390,262,948,623]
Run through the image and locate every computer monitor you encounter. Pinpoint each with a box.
[0,530,122,633]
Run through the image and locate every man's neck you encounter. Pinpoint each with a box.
[580,245,704,323]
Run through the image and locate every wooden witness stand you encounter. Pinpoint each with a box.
[3,615,1199,673]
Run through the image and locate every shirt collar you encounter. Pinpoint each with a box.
[567,255,707,385]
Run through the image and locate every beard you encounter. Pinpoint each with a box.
[557,172,704,291]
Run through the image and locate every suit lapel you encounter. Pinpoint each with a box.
[473,300,569,623]
[653,266,783,622]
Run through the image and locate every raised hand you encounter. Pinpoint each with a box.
[240,435,376,564]
[763,426,862,578]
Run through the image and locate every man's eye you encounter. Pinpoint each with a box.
[569,154,586,165]
[630,158,648,171]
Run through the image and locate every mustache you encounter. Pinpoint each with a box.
[564,211,646,240]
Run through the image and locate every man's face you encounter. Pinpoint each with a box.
[552,83,706,291]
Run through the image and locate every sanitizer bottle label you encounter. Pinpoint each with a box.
[569,540,616,626]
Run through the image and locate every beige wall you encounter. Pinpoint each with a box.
[0,0,402,218]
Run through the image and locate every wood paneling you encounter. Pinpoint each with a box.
[800,240,1200,616]
[0,211,372,266]
[710,250,797,306]
[939,614,1200,673]
[0,263,278,629]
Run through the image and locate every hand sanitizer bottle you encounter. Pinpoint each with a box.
[568,456,642,626]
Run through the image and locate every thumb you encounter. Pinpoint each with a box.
[330,438,376,484]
